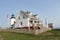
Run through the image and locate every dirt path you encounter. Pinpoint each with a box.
[0,34,3,40]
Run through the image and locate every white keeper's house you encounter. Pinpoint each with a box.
[15,10,43,29]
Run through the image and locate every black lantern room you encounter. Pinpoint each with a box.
[11,14,15,19]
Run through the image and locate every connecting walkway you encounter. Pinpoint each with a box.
[0,27,49,35]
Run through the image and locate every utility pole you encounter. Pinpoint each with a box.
[45,19,48,28]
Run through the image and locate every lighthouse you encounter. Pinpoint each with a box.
[10,14,16,29]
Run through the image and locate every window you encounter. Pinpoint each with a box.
[38,21,39,23]
[34,21,37,23]
[18,17,20,20]
[23,16,25,19]
[30,21,33,23]
[21,22,23,25]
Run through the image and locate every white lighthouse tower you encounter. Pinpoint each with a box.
[10,14,16,29]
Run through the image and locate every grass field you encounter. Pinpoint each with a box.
[0,29,60,40]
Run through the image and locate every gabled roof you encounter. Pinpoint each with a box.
[20,10,38,18]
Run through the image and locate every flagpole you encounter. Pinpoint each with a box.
[8,18,9,27]
[7,14,9,27]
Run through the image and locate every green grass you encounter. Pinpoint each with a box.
[0,29,60,40]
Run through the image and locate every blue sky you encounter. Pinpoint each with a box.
[0,0,60,28]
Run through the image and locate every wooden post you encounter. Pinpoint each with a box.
[28,26,30,31]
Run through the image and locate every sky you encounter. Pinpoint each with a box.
[0,0,60,28]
